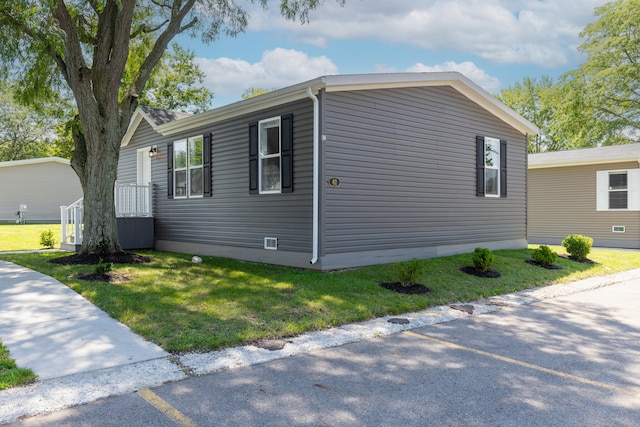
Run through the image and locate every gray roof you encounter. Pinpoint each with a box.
[138,106,191,126]
[529,144,640,169]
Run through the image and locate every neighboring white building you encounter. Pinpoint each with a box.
[0,157,83,223]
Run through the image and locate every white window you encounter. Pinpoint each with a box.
[596,169,640,211]
[259,117,281,193]
[484,137,501,197]
[173,136,203,198]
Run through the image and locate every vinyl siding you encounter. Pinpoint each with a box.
[321,86,528,255]
[120,99,314,254]
[528,162,640,248]
[0,161,82,222]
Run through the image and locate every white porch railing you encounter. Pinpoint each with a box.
[61,198,84,247]
[60,182,152,247]
[115,182,153,217]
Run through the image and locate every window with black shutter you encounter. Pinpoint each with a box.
[249,114,293,194]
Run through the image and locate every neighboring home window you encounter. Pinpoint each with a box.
[596,169,640,211]
[249,114,293,194]
[476,136,507,198]
[167,134,212,199]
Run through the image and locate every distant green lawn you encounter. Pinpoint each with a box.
[0,224,59,251]
[2,246,639,354]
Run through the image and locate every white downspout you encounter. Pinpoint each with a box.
[307,87,320,264]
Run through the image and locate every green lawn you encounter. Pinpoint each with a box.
[0,339,36,390]
[2,246,639,354]
[0,223,60,251]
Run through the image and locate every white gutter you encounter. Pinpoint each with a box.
[307,87,320,265]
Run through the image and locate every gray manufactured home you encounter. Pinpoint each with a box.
[118,72,538,270]
[529,144,640,249]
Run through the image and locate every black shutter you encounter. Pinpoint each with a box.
[249,122,258,194]
[476,135,485,197]
[500,140,507,198]
[280,113,293,193]
[167,142,174,199]
[203,132,212,197]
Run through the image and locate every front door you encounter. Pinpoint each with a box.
[137,147,152,185]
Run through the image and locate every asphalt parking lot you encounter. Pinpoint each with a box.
[8,278,640,426]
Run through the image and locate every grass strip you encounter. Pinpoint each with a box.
[0,340,36,390]
[0,223,60,252]
[1,246,639,354]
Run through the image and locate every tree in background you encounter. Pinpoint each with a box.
[499,0,639,152]
[0,1,339,257]
[124,42,213,114]
[574,0,639,143]
[0,82,73,161]
[241,87,274,100]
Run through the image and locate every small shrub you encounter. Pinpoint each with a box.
[562,234,593,261]
[39,230,56,249]
[94,258,113,275]
[394,258,423,287]
[472,248,494,272]
[532,245,558,266]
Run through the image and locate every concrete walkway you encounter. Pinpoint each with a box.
[0,260,168,380]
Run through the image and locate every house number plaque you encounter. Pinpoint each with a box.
[328,178,341,187]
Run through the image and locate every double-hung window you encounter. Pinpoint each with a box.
[596,169,640,211]
[173,136,203,198]
[249,113,293,194]
[259,117,282,193]
[476,136,507,198]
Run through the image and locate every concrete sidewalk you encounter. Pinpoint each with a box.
[0,260,168,380]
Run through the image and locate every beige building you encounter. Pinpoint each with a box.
[528,144,640,249]
[0,157,83,223]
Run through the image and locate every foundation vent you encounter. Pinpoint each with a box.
[612,226,626,233]
[264,237,278,250]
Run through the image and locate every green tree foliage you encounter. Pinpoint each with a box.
[241,87,274,99]
[498,0,639,152]
[0,0,341,255]
[0,81,73,160]
[574,0,640,143]
[124,42,213,113]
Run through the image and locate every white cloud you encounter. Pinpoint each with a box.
[248,0,609,67]
[406,61,501,93]
[195,48,338,103]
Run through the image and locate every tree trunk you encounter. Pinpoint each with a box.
[70,113,126,256]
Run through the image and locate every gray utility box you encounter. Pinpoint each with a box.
[117,217,154,250]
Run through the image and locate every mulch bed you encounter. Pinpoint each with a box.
[50,252,153,265]
[379,282,432,294]
[525,259,563,270]
[459,266,501,278]
[558,254,597,264]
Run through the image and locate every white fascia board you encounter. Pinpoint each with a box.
[322,72,540,137]
[529,156,640,169]
[155,77,326,137]
[121,107,155,147]
[0,157,70,168]
[154,72,539,138]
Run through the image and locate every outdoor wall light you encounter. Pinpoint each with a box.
[149,145,158,158]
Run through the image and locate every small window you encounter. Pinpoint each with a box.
[477,136,506,198]
[608,172,628,209]
[484,138,500,197]
[173,136,203,198]
[259,117,281,193]
[596,169,640,211]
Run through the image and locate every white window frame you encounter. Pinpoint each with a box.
[484,137,501,198]
[173,135,204,199]
[596,169,640,211]
[258,117,282,194]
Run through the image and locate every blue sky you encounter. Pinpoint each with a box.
[176,0,609,107]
